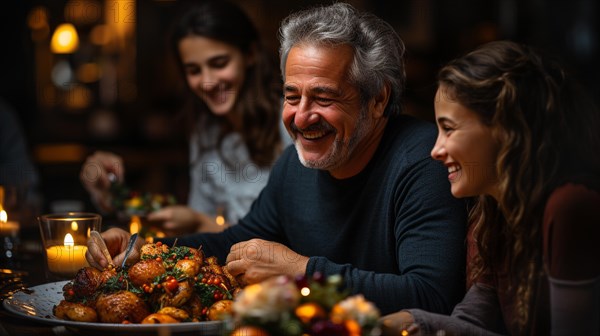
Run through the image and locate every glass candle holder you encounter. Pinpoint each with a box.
[38,212,101,279]
[0,215,20,265]
[0,185,21,265]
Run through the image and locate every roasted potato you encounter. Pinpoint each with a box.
[128,259,166,287]
[141,313,179,324]
[157,306,190,320]
[208,299,233,321]
[53,300,98,322]
[174,259,201,278]
[96,291,150,323]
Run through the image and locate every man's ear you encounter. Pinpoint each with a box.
[371,83,391,118]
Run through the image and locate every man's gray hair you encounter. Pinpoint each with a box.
[279,2,405,117]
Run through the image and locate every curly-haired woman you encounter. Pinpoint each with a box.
[381,40,600,335]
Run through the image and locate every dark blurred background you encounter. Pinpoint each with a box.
[1,0,597,219]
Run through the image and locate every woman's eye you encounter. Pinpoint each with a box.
[210,57,229,69]
[438,123,454,133]
[185,66,200,75]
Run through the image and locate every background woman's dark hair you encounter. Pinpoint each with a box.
[171,0,283,167]
[438,40,600,333]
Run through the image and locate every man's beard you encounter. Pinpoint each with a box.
[294,106,371,171]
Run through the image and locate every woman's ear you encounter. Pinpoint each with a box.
[246,42,258,67]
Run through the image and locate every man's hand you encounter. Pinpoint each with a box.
[86,228,142,270]
[380,311,420,335]
[225,239,309,284]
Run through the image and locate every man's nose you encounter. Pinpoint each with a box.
[294,99,320,129]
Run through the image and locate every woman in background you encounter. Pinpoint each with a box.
[81,0,289,234]
[381,40,600,335]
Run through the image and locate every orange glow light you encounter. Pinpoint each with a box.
[50,23,79,54]
[129,215,141,234]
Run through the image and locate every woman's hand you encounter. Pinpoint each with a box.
[148,205,227,235]
[86,228,142,270]
[79,151,125,213]
[225,239,309,285]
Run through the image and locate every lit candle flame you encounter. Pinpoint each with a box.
[0,210,6,223]
[216,215,225,226]
[71,221,78,231]
[64,233,75,246]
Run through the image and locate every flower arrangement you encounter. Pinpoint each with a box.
[228,273,381,336]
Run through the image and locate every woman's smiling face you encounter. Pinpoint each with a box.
[179,35,250,117]
[431,85,500,199]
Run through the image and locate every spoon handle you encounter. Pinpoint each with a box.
[121,233,139,269]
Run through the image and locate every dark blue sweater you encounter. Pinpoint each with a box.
[161,115,467,315]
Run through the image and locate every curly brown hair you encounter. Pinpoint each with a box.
[438,40,600,333]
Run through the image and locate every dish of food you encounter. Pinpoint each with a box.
[110,181,177,217]
[2,281,225,336]
[111,183,178,237]
[3,242,239,336]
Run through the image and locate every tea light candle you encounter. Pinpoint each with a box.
[46,233,88,278]
[0,210,19,237]
[0,221,19,236]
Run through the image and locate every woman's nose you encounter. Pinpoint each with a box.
[430,139,446,161]
[199,71,218,91]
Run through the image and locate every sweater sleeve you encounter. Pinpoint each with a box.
[307,157,467,315]
[543,181,600,280]
[543,180,600,335]
[548,276,600,335]
[406,284,506,336]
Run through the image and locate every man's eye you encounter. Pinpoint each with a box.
[285,96,300,103]
[316,97,332,104]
